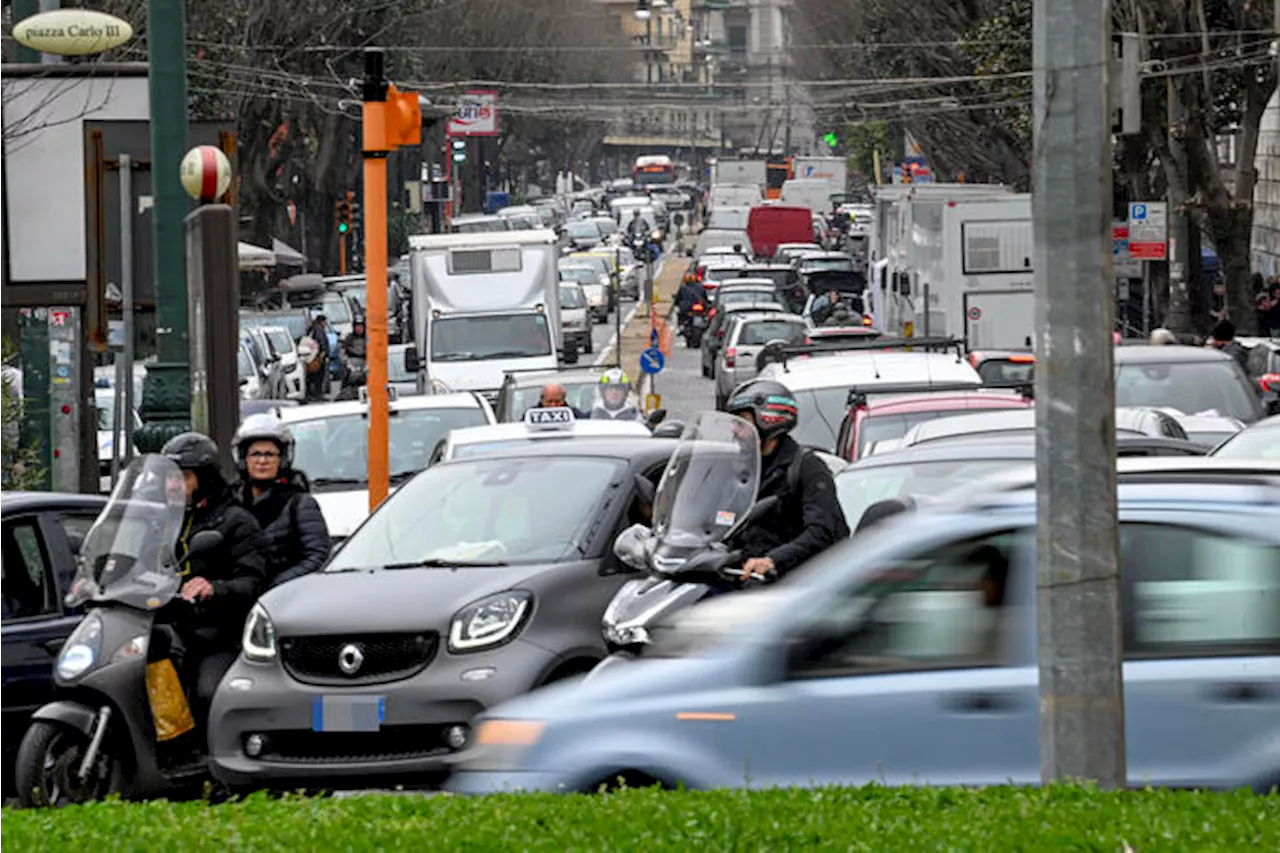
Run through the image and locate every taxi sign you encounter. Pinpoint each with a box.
[524,406,575,430]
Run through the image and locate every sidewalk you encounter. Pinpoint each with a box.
[619,246,692,401]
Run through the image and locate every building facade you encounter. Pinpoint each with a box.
[1251,91,1280,278]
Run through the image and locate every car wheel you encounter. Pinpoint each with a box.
[701,358,711,378]
[584,338,594,354]
[15,720,122,808]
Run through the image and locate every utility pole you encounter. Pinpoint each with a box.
[1031,0,1126,789]
[1165,76,1192,334]
[135,0,191,452]
[361,49,421,510]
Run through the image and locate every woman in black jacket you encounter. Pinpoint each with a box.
[232,415,331,588]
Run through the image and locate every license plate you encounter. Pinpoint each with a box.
[312,695,385,733]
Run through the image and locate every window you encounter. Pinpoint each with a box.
[1120,524,1280,658]
[2,519,57,620]
[58,514,98,555]
[430,314,553,362]
[737,320,806,347]
[1115,361,1262,422]
[789,532,1029,677]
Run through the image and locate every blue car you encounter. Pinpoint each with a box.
[448,458,1280,794]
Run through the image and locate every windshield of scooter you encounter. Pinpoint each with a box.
[651,411,760,546]
[68,454,186,609]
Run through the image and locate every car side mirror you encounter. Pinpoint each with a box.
[611,523,653,572]
[404,348,421,373]
[239,378,249,387]
[67,533,84,556]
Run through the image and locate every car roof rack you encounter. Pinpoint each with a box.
[844,379,1033,408]
[756,336,965,372]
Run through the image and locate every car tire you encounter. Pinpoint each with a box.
[584,337,594,354]
[701,359,711,378]
[15,720,123,808]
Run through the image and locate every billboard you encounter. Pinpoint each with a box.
[447,91,499,137]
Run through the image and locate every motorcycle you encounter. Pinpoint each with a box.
[588,412,776,681]
[15,455,225,807]
[680,301,707,349]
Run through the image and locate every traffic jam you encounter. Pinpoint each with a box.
[4,157,1279,808]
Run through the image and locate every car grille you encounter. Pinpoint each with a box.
[280,633,438,686]
[258,724,459,764]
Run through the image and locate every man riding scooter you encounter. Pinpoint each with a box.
[723,378,850,582]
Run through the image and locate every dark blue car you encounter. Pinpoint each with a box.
[2,491,107,792]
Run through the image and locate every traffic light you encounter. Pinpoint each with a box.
[348,190,361,234]
[451,138,467,164]
[335,195,352,234]
[823,132,838,149]
[366,83,422,151]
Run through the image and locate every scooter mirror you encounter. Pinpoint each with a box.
[186,530,224,559]
[645,408,667,428]
[613,523,652,570]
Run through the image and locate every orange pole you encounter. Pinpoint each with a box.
[339,233,347,276]
[363,110,390,510]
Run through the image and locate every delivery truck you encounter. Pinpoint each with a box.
[711,159,767,190]
[408,230,562,403]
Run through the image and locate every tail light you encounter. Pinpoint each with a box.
[725,348,737,368]
[1261,373,1280,393]
[967,352,980,368]
[709,307,718,319]
[1009,354,1036,364]
[692,302,705,314]
[862,315,873,326]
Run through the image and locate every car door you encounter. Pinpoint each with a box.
[1,512,84,758]
[709,528,1039,788]
[1118,517,1280,789]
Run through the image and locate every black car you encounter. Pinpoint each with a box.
[207,435,679,790]
[2,492,108,791]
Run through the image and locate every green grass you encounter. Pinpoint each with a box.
[3,785,1276,851]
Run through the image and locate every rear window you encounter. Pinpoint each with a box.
[738,320,806,346]
[1116,361,1263,423]
[977,359,1035,384]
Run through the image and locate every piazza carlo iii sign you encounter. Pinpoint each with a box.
[12,9,133,56]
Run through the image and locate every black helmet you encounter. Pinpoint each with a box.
[725,378,799,442]
[232,414,295,472]
[161,432,219,470]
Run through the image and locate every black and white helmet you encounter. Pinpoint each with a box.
[232,414,295,471]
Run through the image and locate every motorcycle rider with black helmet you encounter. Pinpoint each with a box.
[723,378,850,581]
[231,415,331,589]
[160,432,267,727]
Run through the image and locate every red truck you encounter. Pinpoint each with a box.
[747,205,813,259]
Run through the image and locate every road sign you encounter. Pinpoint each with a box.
[639,346,665,375]
[968,306,982,321]
[447,90,499,136]
[1128,202,1167,260]
[1112,222,1142,277]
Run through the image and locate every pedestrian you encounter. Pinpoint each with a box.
[1208,319,1250,369]
[231,416,331,588]
[304,315,329,402]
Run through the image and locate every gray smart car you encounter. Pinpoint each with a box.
[208,434,675,790]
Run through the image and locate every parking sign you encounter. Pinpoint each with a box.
[1128,202,1166,260]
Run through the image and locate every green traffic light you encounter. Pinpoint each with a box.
[823,133,838,148]
[338,223,349,234]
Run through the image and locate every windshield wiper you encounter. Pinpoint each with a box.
[388,470,421,485]
[484,350,543,359]
[432,352,476,362]
[383,558,510,570]
[311,476,367,487]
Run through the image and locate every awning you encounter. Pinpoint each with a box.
[272,238,306,267]
[238,241,275,270]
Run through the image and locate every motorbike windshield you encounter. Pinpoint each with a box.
[651,411,760,547]
[68,454,186,609]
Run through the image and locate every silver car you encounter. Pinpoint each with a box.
[715,312,808,407]
[559,284,592,356]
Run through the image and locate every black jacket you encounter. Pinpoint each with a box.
[677,281,702,314]
[180,487,268,647]
[234,471,331,588]
[344,335,367,359]
[1221,340,1250,370]
[740,435,850,575]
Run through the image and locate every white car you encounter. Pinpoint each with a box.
[559,264,608,322]
[559,283,592,356]
[238,343,262,400]
[757,351,984,453]
[428,410,651,464]
[1155,408,1246,449]
[273,392,497,541]
[94,388,142,492]
[258,323,306,401]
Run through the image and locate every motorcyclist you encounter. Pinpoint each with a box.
[231,416,331,589]
[591,368,643,422]
[724,378,850,581]
[344,318,367,361]
[626,209,649,240]
[159,432,267,727]
[676,272,703,323]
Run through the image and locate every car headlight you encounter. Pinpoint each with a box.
[57,612,103,680]
[603,624,650,646]
[449,591,532,653]
[242,602,278,662]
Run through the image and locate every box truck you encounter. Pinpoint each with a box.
[711,159,767,189]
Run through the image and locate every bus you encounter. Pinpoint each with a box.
[765,156,792,200]
[633,154,676,187]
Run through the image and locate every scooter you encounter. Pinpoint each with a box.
[588,411,775,681]
[15,455,225,807]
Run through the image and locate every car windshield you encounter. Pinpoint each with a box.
[791,387,850,452]
[340,288,367,312]
[430,314,553,361]
[243,313,309,341]
[1115,361,1263,422]
[291,407,489,487]
[560,287,586,310]
[94,393,116,430]
[567,222,599,238]
[802,258,855,273]
[238,348,254,379]
[742,269,790,289]
[593,219,619,236]
[719,291,777,309]
[505,379,602,421]
[977,359,1035,384]
[836,459,1028,527]
[265,328,293,356]
[858,410,979,457]
[559,267,598,284]
[327,456,623,567]
[738,320,806,346]
[454,218,509,233]
[1212,422,1280,459]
